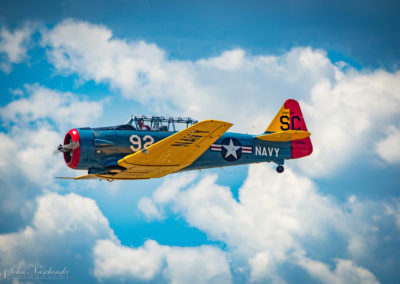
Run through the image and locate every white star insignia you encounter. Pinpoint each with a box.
[223,139,241,159]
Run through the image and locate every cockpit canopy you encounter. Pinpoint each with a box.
[126,115,198,132]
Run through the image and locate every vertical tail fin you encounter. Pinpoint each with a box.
[266,99,313,159]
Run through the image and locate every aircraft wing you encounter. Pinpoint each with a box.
[56,174,99,180]
[112,120,233,179]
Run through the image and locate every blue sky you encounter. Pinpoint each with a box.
[0,1,400,283]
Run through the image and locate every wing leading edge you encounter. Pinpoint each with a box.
[114,120,232,179]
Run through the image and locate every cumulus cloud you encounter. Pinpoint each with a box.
[42,19,400,177]
[0,85,104,231]
[94,239,165,281]
[300,71,400,176]
[296,255,379,284]
[0,84,104,183]
[93,239,232,284]
[137,196,165,221]
[385,199,400,229]
[42,19,335,125]
[0,187,231,284]
[375,125,400,164]
[141,167,335,259]
[197,49,246,71]
[163,245,231,284]
[138,173,197,220]
[42,19,165,98]
[0,192,117,281]
[1,84,104,128]
[0,24,34,72]
[0,176,230,284]
[137,165,390,282]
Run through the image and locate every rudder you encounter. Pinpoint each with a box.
[266,99,313,159]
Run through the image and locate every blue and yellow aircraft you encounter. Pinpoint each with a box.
[57,99,312,181]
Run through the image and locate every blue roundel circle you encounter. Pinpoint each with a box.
[220,137,242,162]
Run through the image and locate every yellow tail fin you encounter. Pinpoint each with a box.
[264,99,313,159]
[266,104,291,132]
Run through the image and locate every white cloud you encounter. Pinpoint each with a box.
[0,86,102,180]
[94,239,165,281]
[1,84,104,128]
[42,19,165,99]
[153,173,197,203]
[0,124,63,230]
[138,164,386,282]
[249,251,282,283]
[0,25,34,72]
[0,192,117,266]
[375,125,400,164]
[197,49,245,71]
[0,180,231,284]
[385,199,400,229]
[42,20,336,129]
[138,173,197,220]
[93,239,232,284]
[164,245,232,284]
[0,84,104,184]
[296,255,379,284]
[300,71,400,176]
[42,19,400,177]
[9,88,24,96]
[137,197,163,220]
[0,84,104,230]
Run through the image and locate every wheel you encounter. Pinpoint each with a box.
[276,165,284,173]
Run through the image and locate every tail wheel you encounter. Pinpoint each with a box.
[276,165,284,173]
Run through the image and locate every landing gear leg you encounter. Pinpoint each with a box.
[276,165,284,173]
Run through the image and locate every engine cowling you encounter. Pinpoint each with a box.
[58,128,97,170]
[63,128,81,169]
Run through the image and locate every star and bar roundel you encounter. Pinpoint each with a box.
[210,137,252,162]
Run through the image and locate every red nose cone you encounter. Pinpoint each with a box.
[63,128,81,169]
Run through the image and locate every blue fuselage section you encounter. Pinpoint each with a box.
[75,127,291,174]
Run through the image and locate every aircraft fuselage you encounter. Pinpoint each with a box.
[71,127,290,175]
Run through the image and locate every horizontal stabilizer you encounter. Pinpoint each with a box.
[256,130,311,142]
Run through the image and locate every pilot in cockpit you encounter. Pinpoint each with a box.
[138,119,151,130]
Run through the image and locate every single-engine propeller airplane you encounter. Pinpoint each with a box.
[56,99,312,181]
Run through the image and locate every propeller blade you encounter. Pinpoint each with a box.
[56,141,79,153]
